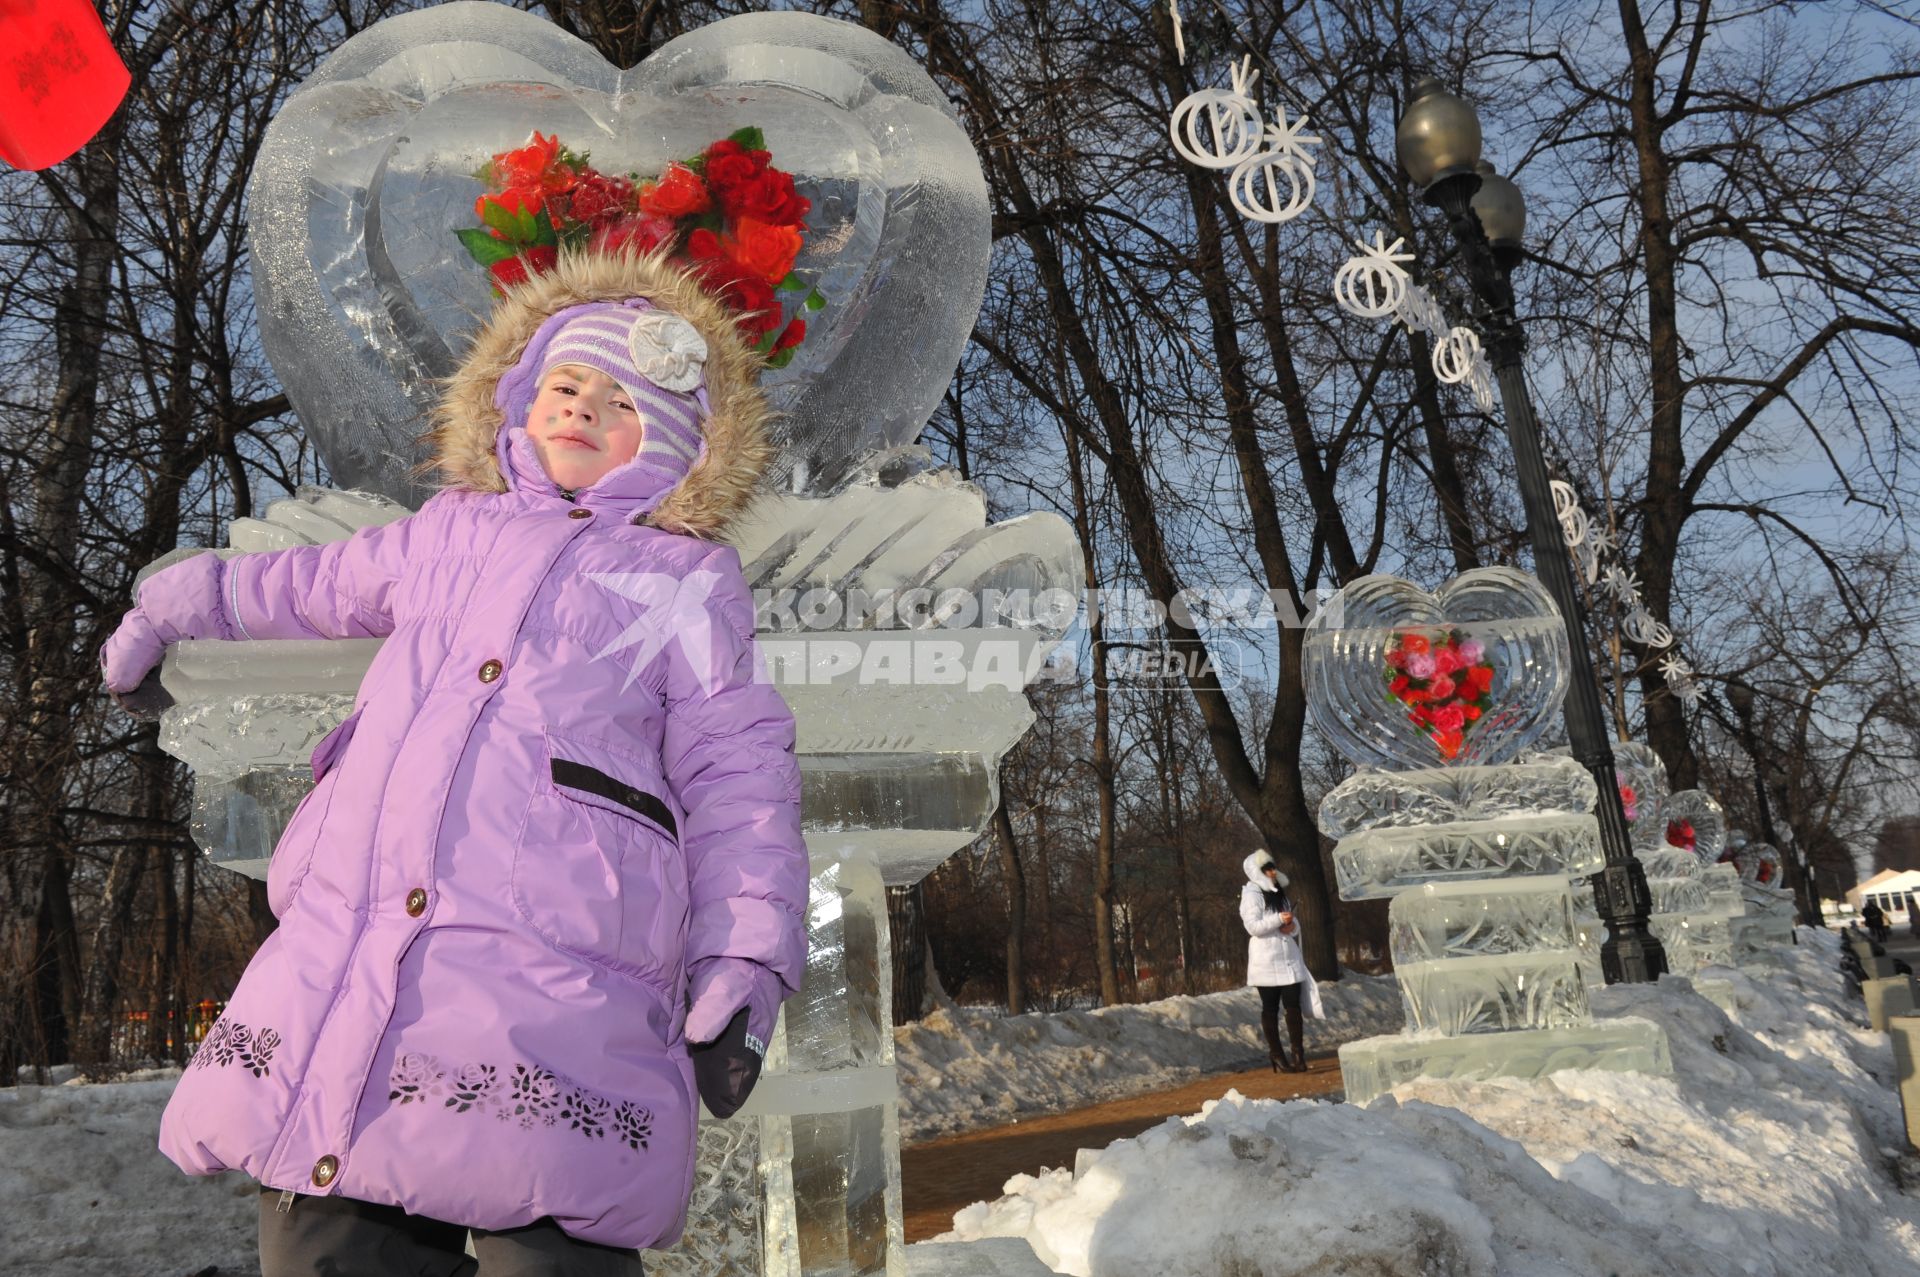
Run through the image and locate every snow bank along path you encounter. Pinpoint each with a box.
[933,928,1920,1277]
[0,973,1397,1275]
[897,974,1404,1142]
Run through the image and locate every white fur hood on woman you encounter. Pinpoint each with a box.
[1239,850,1325,1017]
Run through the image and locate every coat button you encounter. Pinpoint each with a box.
[478,659,502,683]
[311,1155,338,1188]
[405,888,427,917]
[568,507,592,519]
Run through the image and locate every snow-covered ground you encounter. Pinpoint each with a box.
[5,933,1912,1276]
[897,973,1404,1141]
[0,1069,258,1277]
[927,928,1920,1276]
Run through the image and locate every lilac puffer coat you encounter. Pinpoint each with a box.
[127,253,806,1250]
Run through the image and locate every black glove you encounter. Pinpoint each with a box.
[690,1007,764,1120]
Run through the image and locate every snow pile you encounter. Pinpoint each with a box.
[896,974,1404,1141]
[0,1069,258,1277]
[932,930,1920,1276]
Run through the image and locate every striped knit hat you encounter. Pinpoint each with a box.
[495,297,711,500]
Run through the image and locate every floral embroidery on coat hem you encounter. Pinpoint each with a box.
[191,1018,280,1077]
[388,1053,653,1153]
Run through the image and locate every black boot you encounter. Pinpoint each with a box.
[1260,1003,1285,1072]
[1284,1003,1307,1073]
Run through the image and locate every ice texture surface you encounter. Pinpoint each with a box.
[1336,1017,1671,1106]
[249,3,990,504]
[1317,756,1596,838]
[1332,814,1603,900]
[1649,913,1734,974]
[1395,951,1589,1036]
[1304,568,1570,770]
[1387,876,1578,965]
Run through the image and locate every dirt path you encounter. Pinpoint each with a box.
[900,1055,1345,1243]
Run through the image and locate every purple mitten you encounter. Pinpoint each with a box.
[99,608,166,695]
[684,956,783,1049]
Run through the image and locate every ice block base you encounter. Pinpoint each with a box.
[1337,1016,1672,1105]
[905,1239,1055,1277]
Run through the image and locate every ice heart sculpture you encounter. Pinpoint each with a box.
[1305,567,1570,770]
[248,2,989,507]
[1611,740,1669,853]
[1662,788,1727,868]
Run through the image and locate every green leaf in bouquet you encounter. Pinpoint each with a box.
[478,198,531,243]
[775,271,805,292]
[531,207,560,248]
[766,346,798,370]
[455,227,521,267]
[726,125,767,151]
[804,289,825,312]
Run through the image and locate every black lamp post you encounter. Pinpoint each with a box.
[1397,76,1668,984]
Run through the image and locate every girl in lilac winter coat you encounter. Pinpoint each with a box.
[98,249,808,1272]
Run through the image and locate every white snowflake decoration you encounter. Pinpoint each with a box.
[1169,57,1264,170]
[1550,479,1590,548]
[1467,352,1495,411]
[1602,564,1640,603]
[1623,606,1674,649]
[1332,233,1414,319]
[1432,326,1482,384]
[1395,286,1448,343]
[1229,105,1321,224]
[1658,653,1693,683]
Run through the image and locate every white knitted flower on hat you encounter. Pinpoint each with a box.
[628,310,708,393]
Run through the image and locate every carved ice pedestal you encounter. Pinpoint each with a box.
[1305,569,1672,1106]
[147,477,1080,1277]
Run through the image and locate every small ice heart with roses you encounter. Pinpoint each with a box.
[1305,567,1572,770]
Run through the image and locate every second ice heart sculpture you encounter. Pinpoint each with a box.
[1305,567,1571,770]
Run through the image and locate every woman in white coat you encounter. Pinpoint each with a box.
[1241,849,1324,1072]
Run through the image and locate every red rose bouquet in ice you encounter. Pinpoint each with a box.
[456,128,822,366]
[1665,819,1696,853]
[1384,630,1495,760]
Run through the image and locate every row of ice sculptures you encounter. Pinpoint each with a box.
[1305,567,1794,1105]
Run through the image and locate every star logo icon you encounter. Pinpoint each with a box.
[582,569,737,697]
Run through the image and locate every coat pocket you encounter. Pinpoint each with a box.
[509,728,689,990]
[267,709,361,917]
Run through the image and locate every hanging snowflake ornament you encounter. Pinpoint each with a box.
[1228,104,1321,224]
[1675,680,1703,708]
[1333,232,1414,319]
[1396,286,1448,344]
[1623,606,1674,649]
[1602,564,1640,603]
[1169,56,1264,170]
[1432,325,1482,384]
[1550,480,1591,549]
[1467,351,1495,411]
[1168,0,1186,65]
[1658,652,1693,683]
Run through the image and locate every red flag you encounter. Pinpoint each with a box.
[0,0,131,171]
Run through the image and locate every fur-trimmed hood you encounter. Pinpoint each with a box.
[1244,850,1289,891]
[410,248,775,539]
